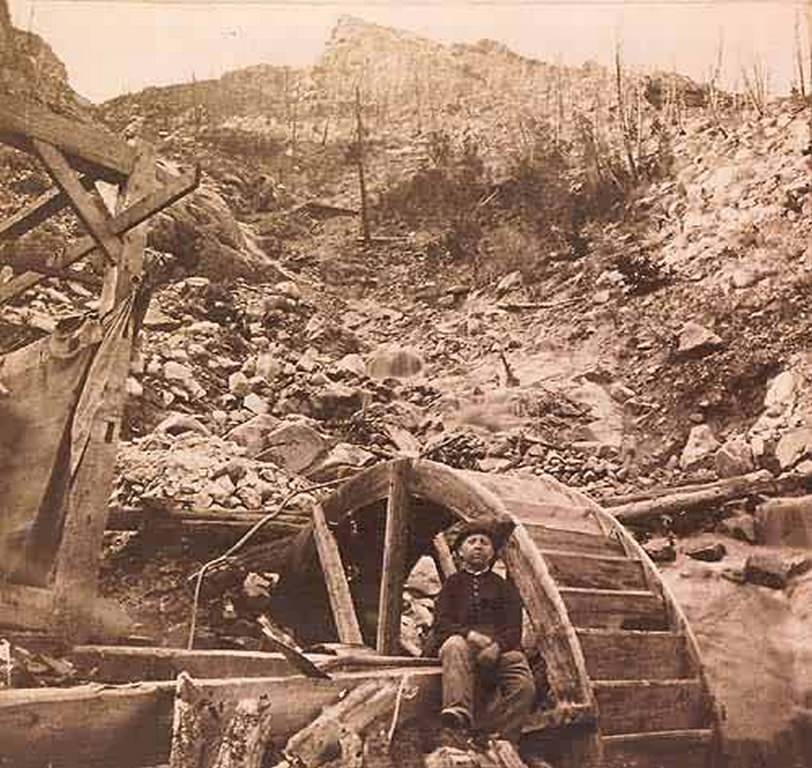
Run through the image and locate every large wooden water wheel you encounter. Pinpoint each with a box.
[270,458,721,768]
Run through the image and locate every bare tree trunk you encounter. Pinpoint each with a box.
[355,85,371,244]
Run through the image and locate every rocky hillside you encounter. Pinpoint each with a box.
[1,12,811,766]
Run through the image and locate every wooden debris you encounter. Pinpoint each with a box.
[210,697,274,768]
[276,676,409,768]
[424,739,536,768]
[432,532,457,579]
[257,615,331,680]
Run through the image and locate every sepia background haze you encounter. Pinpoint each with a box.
[6,1,805,105]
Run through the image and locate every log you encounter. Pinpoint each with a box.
[210,697,274,768]
[279,676,409,768]
[169,673,219,768]
[611,469,781,524]
[432,532,457,579]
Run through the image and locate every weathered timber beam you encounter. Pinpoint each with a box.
[0,164,199,304]
[68,645,437,684]
[0,668,441,768]
[612,468,785,524]
[376,458,411,654]
[0,175,97,241]
[312,503,364,645]
[0,95,136,181]
[33,139,122,265]
[0,581,55,631]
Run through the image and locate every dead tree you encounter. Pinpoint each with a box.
[354,85,371,244]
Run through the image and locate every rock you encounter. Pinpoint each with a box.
[163,361,193,382]
[228,371,251,397]
[155,412,211,437]
[677,321,724,356]
[333,353,366,377]
[366,344,424,380]
[273,280,301,300]
[764,371,796,413]
[225,414,281,457]
[609,383,636,403]
[212,458,249,484]
[126,377,143,398]
[680,424,720,470]
[743,553,792,589]
[304,316,361,356]
[243,393,269,415]
[775,428,812,470]
[209,475,237,503]
[756,496,812,547]
[142,304,181,331]
[309,383,363,420]
[261,422,331,474]
[297,348,320,373]
[715,437,755,478]
[644,537,676,563]
[496,270,523,296]
[308,442,376,481]
[255,352,282,382]
[686,542,727,562]
[405,555,442,597]
[718,513,758,543]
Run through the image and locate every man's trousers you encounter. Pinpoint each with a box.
[439,634,536,743]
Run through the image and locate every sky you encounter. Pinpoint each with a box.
[7,0,807,103]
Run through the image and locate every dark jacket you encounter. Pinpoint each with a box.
[428,568,523,655]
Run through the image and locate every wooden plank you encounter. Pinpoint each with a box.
[52,149,156,642]
[312,503,364,645]
[0,176,96,241]
[69,646,437,683]
[0,667,442,768]
[0,164,199,305]
[33,139,122,265]
[560,588,667,630]
[0,95,136,181]
[602,729,713,768]
[376,457,411,654]
[501,498,601,534]
[524,524,624,557]
[593,680,705,735]
[0,582,55,631]
[576,629,692,681]
[540,550,646,590]
[0,682,173,768]
[70,646,301,683]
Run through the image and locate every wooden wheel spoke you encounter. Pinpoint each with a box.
[312,503,363,645]
[376,458,411,655]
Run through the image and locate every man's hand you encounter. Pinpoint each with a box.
[466,630,493,650]
[476,641,500,669]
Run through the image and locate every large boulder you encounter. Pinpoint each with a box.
[225,414,280,457]
[366,344,424,380]
[715,436,755,478]
[775,428,812,470]
[756,496,812,547]
[680,424,720,470]
[259,421,331,475]
[677,321,724,357]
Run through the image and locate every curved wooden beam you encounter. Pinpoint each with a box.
[318,459,595,708]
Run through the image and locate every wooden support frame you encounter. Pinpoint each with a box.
[0,164,199,305]
[0,95,137,182]
[32,139,123,265]
[51,146,157,641]
[312,503,364,645]
[376,458,411,655]
[0,175,97,242]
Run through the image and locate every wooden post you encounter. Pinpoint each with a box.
[376,459,411,655]
[52,146,156,641]
[312,504,364,646]
[354,85,370,244]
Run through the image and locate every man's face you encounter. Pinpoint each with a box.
[458,532,495,570]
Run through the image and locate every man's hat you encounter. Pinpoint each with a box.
[452,517,514,553]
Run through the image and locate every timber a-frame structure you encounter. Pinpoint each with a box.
[0,94,198,639]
